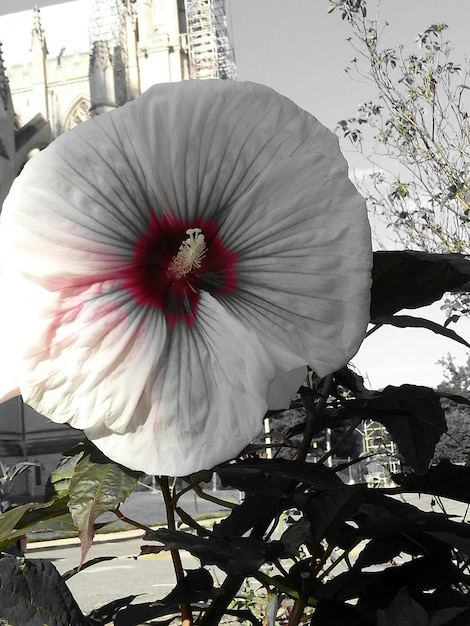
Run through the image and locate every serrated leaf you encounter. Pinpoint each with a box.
[44,444,86,502]
[0,554,91,626]
[68,447,141,565]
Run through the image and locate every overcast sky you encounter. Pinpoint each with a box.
[0,0,69,13]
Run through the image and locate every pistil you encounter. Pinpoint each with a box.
[170,228,207,279]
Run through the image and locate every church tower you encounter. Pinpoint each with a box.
[30,6,49,120]
[86,0,236,111]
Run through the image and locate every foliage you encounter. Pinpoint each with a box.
[1,251,470,624]
[437,352,470,395]
[0,460,39,514]
[432,353,470,463]
[329,0,470,257]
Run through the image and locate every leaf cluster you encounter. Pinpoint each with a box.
[330,0,470,257]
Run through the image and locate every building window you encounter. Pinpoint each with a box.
[64,98,90,131]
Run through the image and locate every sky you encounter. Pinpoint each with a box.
[1,0,470,389]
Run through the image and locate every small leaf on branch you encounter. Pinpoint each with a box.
[68,446,141,565]
[371,314,470,348]
[0,498,70,552]
[44,442,87,502]
[437,390,470,406]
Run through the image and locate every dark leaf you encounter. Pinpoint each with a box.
[371,251,470,319]
[87,595,137,624]
[322,553,467,607]
[311,599,373,625]
[371,315,470,348]
[437,391,470,406]
[354,531,452,570]
[377,588,429,626]
[216,458,342,495]
[143,528,267,576]
[279,517,312,557]
[213,493,288,539]
[63,555,118,581]
[160,568,216,605]
[0,554,91,626]
[358,385,447,474]
[304,485,368,544]
[224,609,262,625]
[114,602,180,626]
[357,490,470,540]
[393,460,470,503]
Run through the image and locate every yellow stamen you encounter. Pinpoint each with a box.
[171,228,207,279]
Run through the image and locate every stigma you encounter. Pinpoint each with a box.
[170,228,207,279]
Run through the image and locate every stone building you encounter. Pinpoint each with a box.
[0,0,235,497]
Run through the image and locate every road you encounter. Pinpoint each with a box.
[25,491,470,617]
[29,536,201,616]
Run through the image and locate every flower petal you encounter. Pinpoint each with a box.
[221,152,371,376]
[82,294,277,476]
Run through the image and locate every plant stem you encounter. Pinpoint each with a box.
[158,476,193,626]
[112,509,153,533]
[198,574,244,626]
[298,374,333,462]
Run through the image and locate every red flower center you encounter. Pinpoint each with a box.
[123,213,238,327]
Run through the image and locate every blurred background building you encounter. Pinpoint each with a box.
[0,0,235,497]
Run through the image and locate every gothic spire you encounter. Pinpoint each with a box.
[31,5,48,54]
[0,43,11,111]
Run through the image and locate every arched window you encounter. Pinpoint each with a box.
[64,97,90,131]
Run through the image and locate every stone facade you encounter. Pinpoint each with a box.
[8,1,189,136]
